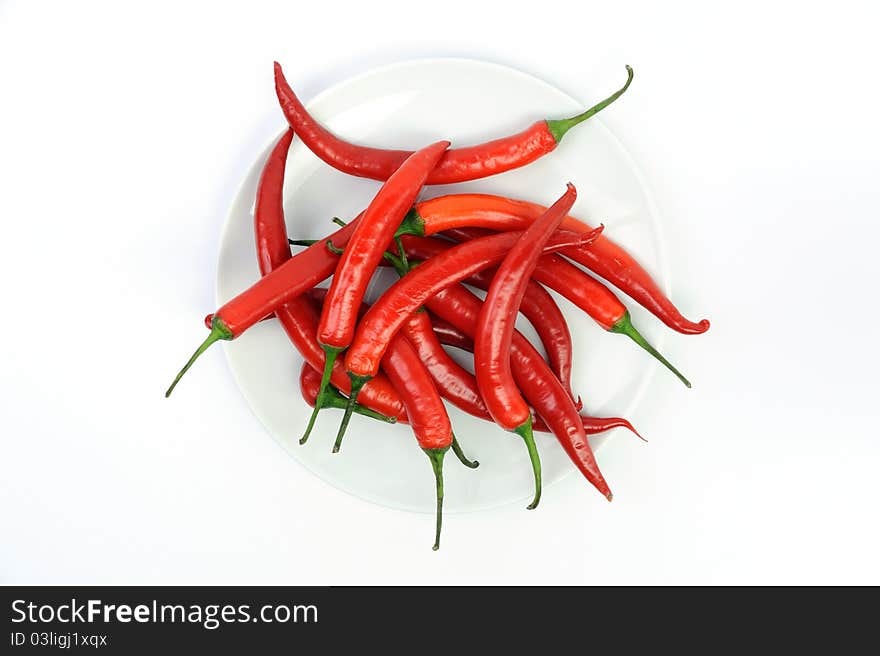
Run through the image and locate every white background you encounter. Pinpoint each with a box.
[1,0,878,584]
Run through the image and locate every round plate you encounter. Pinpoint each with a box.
[218,58,668,513]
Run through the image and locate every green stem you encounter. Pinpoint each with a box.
[289,238,317,247]
[451,435,479,469]
[332,217,347,228]
[424,446,449,551]
[301,346,343,444]
[317,384,396,423]
[326,240,344,256]
[165,317,233,397]
[610,311,692,388]
[514,417,542,510]
[394,235,409,272]
[394,208,425,237]
[545,65,634,143]
[332,373,371,453]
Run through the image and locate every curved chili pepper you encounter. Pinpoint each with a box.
[402,307,491,421]
[167,215,363,397]
[274,62,633,185]
[336,227,596,452]
[426,283,612,500]
[345,228,599,380]
[404,193,709,335]
[474,184,578,508]
[382,334,453,550]
[431,321,642,440]
[315,140,449,449]
[399,233,584,397]
[441,227,691,388]
[298,363,395,423]
[191,132,406,421]
[307,288,478,471]
[301,229,577,401]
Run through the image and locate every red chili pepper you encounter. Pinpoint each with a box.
[426,282,612,500]
[345,228,599,381]
[308,287,478,470]
[441,227,691,387]
[304,230,577,402]
[167,216,363,396]
[406,194,710,335]
[474,184,578,508]
[401,311,491,420]
[179,130,406,423]
[400,233,585,398]
[314,140,449,449]
[432,324,642,440]
[428,317,473,352]
[274,62,633,185]
[383,334,453,550]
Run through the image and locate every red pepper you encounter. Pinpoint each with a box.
[176,130,405,422]
[314,141,449,449]
[400,233,586,398]
[167,217,363,396]
[344,229,599,381]
[442,227,690,388]
[275,62,633,185]
[407,194,710,335]
[433,326,641,440]
[427,283,612,500]
[401,311,491,420]
[474,184,578,508]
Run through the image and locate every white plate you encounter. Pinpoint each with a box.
[217,58,668,513]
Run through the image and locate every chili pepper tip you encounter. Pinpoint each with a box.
[165,318,233,397]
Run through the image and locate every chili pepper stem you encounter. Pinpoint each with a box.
[288,238,317,247]
[545,66,634,143]
[514,417,542,510]
[394,235,410,271]
[317,384,396,423]
[424,446,449,551]
[165,318,233,397]
[332,373,372,453]
[300,345,344,444]
[451,435,479,469]
[394,208,425,238]
[610,311,692,388]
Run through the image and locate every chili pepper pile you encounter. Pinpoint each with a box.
[167,62,709,550]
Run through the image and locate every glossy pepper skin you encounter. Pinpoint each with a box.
[473,184,578,509]
[401,312,491,420]
[475,184,577,430]
[312,140,448,447]
[344,228,600,380]
[409,193,709,335]
[441,227,691,388]
[166,211,365,396]
[426,284,612,500]
[433,327,641,439]
[274,62,633,185]
[400,234,579,403]
[318,140,450,351]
